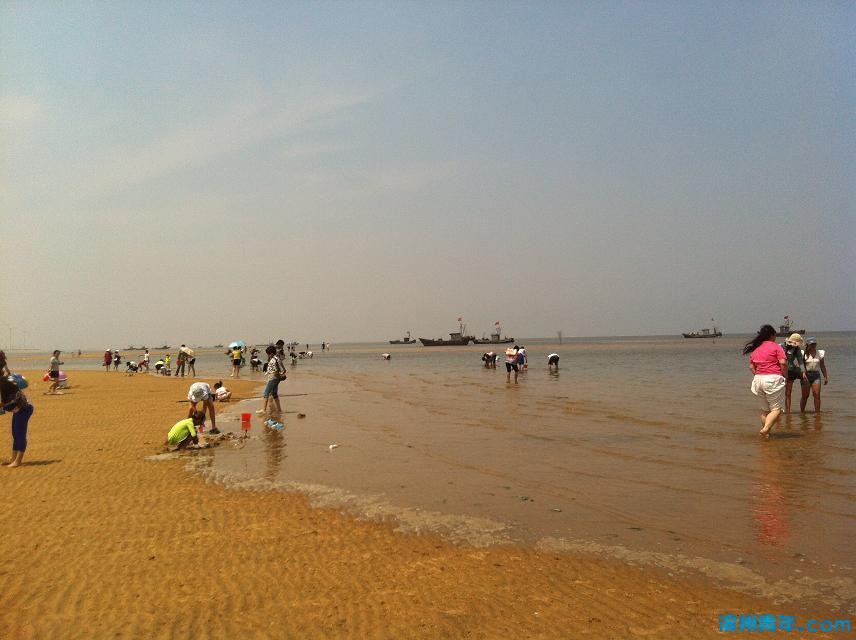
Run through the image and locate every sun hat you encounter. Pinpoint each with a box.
[785,333,805,347]
[805,337,817,345]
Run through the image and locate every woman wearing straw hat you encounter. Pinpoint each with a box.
[800,337,829,413]
[780,333,807,414]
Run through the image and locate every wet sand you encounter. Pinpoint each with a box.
[207,339,856,614]
[0,369,843,638]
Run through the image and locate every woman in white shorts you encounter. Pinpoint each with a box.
[743,324,787,439]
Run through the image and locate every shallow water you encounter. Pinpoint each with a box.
[22,335,856,609]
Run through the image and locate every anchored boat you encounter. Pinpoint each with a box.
[419,320,475,346]
[473,321,514,344]
[683,319,722,339]
[776,316,805,337]
[389,331,417,345]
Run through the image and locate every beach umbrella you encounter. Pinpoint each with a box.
[228,340,246,349]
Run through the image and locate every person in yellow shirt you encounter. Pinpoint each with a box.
[230,346,242,378]
[165,412,206,450]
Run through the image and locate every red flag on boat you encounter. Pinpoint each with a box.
[784,315,789,319]
[495,321,500,325]
[457,317,462,322]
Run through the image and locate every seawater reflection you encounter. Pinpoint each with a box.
[199,334,856,608]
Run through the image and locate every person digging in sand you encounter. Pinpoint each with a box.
[165,411,206,450]
[187,382,219,433]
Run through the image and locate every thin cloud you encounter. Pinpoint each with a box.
[69,90,374,201]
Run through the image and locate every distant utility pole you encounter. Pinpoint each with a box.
[557,330,563,344]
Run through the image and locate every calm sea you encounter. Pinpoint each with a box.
[17,334,856,609]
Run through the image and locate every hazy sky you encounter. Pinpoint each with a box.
[1,1,853,349]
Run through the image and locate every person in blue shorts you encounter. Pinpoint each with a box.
[1,375,33,468]
[258,345,286,415]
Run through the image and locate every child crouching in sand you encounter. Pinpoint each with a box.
[213,381,232,401]
[165,411,206,450]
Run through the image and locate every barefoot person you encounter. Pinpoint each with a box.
[547,353,560,371]
[505,347,519,384]
[743,325,787,439]
[187,382,218,433]
[46,350,64,395]
[257,345,285,415]
[800,337,829,413]
[165,411,206,450]
[780,333,806,414]
[0,375,34,468]
[213,381,232,401]
[230,345,243,378]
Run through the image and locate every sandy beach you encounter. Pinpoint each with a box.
[0,368,837,639]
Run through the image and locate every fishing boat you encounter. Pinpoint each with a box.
[776,316,805,337]
[389,331,417,345]
[682,328,722,339]
[419,319,475,346]
[473,321,514,344]
[682,319,722,339]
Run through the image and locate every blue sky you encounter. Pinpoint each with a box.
[1,1,853,348]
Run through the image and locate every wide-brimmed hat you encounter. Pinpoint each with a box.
[785,333,805,347]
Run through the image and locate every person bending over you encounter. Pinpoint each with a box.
[187,382,218,433]
[165,411,206,450]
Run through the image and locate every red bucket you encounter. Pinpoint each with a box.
[240,413,251,431]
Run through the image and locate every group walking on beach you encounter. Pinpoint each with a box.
[744,325,830,439]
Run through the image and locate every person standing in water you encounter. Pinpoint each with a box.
[258,345,286,415]
[743,325,787,439]
[780,333,807,414]
[800,337,829,414]
[230,345,242,378]
[505,347,519,384]
[175,346,187,377]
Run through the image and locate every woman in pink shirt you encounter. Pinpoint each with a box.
[743,324,787,439]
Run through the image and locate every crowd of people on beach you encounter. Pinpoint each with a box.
[0,327,837,466]
[0,336,306,462]
[743,326,830,439]
[164,341,290,448]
